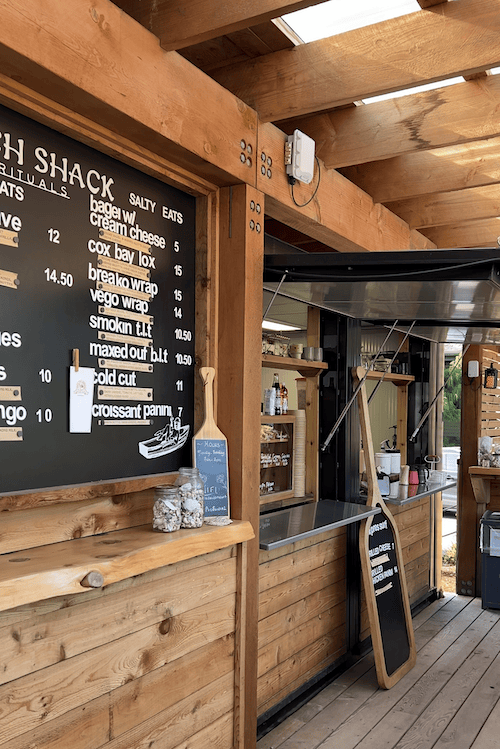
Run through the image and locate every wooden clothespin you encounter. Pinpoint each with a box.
[72,349,79,372]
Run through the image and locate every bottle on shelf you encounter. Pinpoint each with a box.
[281,383,288,414]
[273,373,282,415]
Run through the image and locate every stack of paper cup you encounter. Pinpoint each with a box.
[390,452,401,475]
[293,410,306,497]
[375,452,391,474]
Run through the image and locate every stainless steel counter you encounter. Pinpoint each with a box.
[259,499,378,550]
[384,479,457,506]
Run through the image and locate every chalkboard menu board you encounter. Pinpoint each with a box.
[360,504,416,689]
[367,510,410,675]
[0,104,195,494]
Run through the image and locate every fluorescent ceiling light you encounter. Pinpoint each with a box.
[262,320,301,332]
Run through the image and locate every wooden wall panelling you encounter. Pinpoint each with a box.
[258,525,345,565]
[257,530,347,716]
[258,598,346,678]
[0,491,157,555]
[0,597,235,740]
[217,184,264,748]
[0,473,178,512]
[258,579,346,652]
[0,545,234,628]
[234,540,249,749]
[259,554,346,621]
[0,551,236,686]
[257,618,346,716]
[259,532,346,593]
[0,550,238,748]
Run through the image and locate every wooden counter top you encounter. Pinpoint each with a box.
[469,466,500,504]
[0,520,254,613]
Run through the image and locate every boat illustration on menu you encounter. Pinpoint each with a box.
[138,416,190,458]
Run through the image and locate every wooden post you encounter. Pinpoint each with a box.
[306,307,321,500]
[217,184,263,749]
[457,344,483,596]
[396,383,409,465]
[434,344,445,594]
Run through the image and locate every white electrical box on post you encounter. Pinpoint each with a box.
[286,129,315,184]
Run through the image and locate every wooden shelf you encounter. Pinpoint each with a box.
[0,520,254,613]
[262,354,328,377]
[365,370,415,386]
[261,415,295,424]
[469,466,500,504]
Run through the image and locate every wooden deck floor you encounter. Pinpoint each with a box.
[257,594,500,749]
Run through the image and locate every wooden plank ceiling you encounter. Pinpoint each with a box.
[113,0,500,252]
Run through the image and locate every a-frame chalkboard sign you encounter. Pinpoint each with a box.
[354,366,416,689]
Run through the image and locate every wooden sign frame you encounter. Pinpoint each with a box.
[354,366,416,689]
[193,367,230,518]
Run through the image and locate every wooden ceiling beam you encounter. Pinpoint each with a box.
[386,185,500,229]
[0,0,432,256]
[423,219,500,248]
[341,136,500,204]
[212,0,500,122]
[278,75,500,168]
[256,122,435,253]
[114,0,328,51]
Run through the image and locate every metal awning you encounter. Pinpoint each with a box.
[263,247,500,344]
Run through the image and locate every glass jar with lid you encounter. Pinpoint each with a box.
[152,485,181,532]
[174,467,204,528]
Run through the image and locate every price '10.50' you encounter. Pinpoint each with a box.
[175,353,192,366]
[174,328,192,341]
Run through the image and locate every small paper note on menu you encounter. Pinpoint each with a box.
[69,366,95,433]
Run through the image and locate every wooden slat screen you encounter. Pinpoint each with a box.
[481,348,500,442]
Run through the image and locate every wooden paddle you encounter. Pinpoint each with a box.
[193,367,230,518]
[354,366,416,689]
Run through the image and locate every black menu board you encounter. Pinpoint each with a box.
[0,104,195,494]
[367,510,411,676]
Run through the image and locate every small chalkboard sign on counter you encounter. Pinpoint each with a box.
[194,438,229,517]
[193,368,230,518]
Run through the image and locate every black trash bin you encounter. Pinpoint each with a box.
[480,511,500,609]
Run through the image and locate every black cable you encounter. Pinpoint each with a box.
[265,256,497,283]
[289,157,321,208]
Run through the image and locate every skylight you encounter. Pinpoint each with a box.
[283,0,421,43]
[363,77,464,105]
[282,1,466,104]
